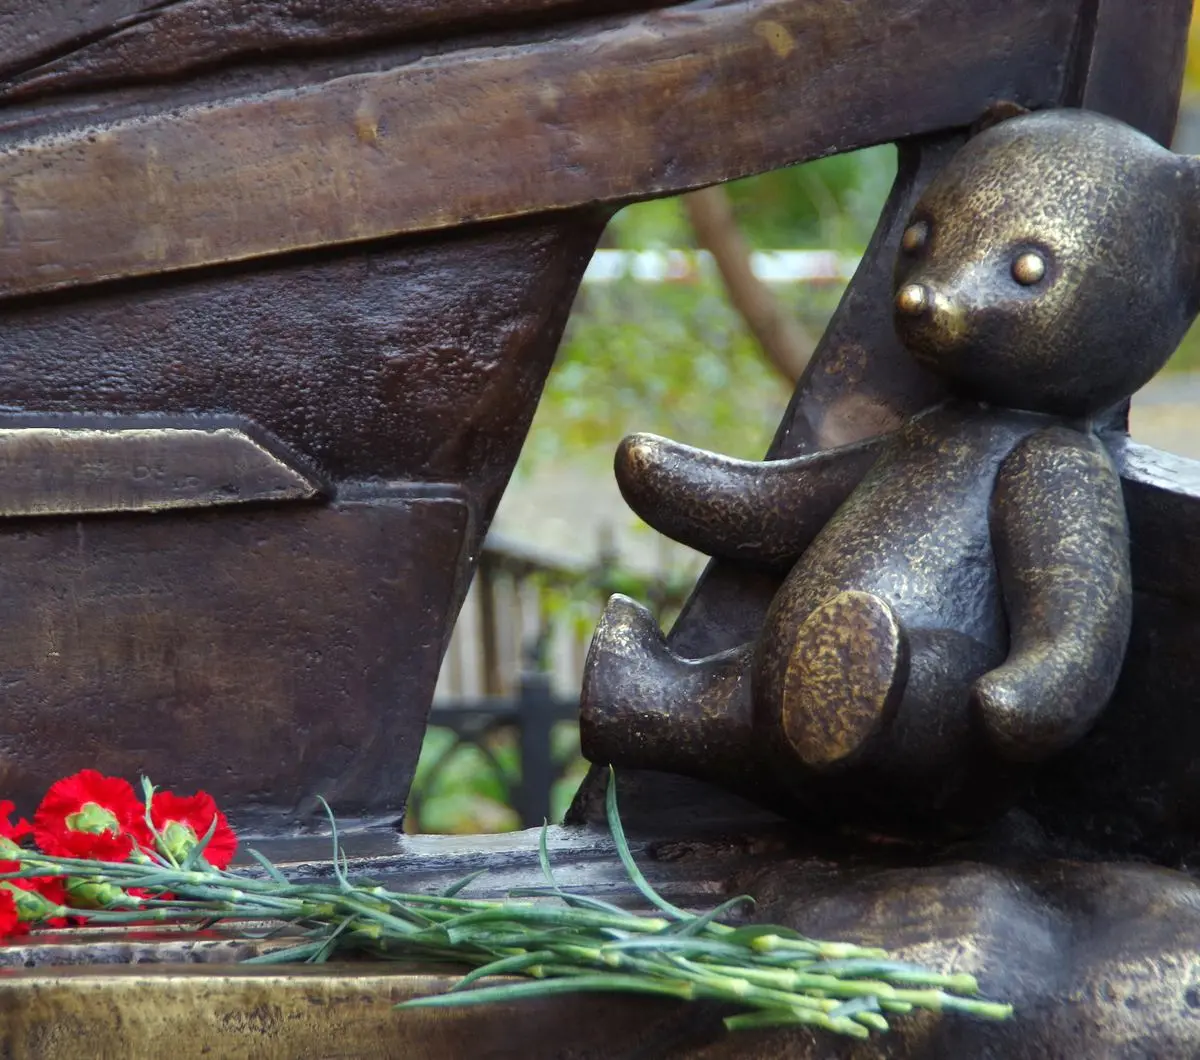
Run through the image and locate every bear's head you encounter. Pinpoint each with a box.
[893,109,1200,417]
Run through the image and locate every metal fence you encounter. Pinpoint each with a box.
[406,531,690,833]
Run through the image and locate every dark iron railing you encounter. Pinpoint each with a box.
[406,531,692,833]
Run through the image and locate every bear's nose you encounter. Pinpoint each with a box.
[895,283,931,318]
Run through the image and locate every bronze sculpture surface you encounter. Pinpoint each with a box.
[0,0,1188,840]
[5,0,1200,1056]
[582,109,1199,836]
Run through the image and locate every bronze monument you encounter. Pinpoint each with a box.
[4,0,1200,1057]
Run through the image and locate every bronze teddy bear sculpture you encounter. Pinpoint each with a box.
[580,109,1200,835]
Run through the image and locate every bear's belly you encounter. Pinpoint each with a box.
[767,406,1040,651]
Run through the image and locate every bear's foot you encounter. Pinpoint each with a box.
[579,593,756,783]
[780,590,910,769]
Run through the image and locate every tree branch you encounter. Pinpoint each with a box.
[682,185,816,385]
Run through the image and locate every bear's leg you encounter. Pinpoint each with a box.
[780,606,1013,829]
[875,627,1014,822]
[777,590,910,770]
[579,594,756,785]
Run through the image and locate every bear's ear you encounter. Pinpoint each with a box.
[969,101,1031,138]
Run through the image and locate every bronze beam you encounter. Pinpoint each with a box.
[0,0,1081,298]
[0,1,682,98]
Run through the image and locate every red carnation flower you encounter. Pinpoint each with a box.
[0,888,20,938]
[127,886,174,902]
[148,790,237,869]
[0,800,31,846]
[0,801,67,929]
[33,770,151,862]
[0,800,32,870]
[33,876,69,923]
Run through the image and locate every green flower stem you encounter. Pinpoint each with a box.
[402,973,699,1006]
[430,907,671,940]
[68,908,242,926]
[743,932,889,960]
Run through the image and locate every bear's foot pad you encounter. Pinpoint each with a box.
[781,590,908,769]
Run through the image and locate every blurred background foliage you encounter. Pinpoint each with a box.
[407,722,588,835]
[521,146,896,469]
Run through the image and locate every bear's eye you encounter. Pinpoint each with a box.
[901,221,929,254]
[1011,251,1046,286]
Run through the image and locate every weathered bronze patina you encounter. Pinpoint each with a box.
[4,0,1200,1056]
[0,414,323,517]
[581,109,1198,835]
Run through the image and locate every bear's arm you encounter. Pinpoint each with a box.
[972,426,1131,763]
[613,432,884,571]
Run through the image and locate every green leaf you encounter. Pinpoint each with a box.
[242,942,329,965]
[440,870,489,898]
[505,886,631,919]
[537,821,556,888]
[180,814,220,872]
[315,795,350,893]
[243,848,290,886]
[399,974,695,1010]
[672,894,754,937]
[308,915,359,964]
[604,768,688,921]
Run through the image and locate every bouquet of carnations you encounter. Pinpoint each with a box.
[0,767,1011,1039]
[0,768,237,933]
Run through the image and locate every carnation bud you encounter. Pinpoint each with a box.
[66,877,133,909]
[64,801,122,837]
[158,820,204,864]
[2,882,63,924]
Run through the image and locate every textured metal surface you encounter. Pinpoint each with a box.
[0,4,1197,1053]
[611,432,884,573]
[778,589,906,768]
[629,135,963,672]
[978,428,1130,761]
[0,218,601,490]
[0,0,1084,298]
[893,110,1200,417]
[8,830,1200,1057]
[580,110,1188,836]
[581,594,759,785]
[0,212,601,822]
[1066,0,1192,145]
[566,3,1191,812]
[0,489,471,818]
[0,415,321,517]
[740,857,1200,1060]
[0,1,681,98]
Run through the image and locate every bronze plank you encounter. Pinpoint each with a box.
[0,0,1080,299]
[0,0,681,100]
[0,964,692,1060]
[0,488,471,818]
